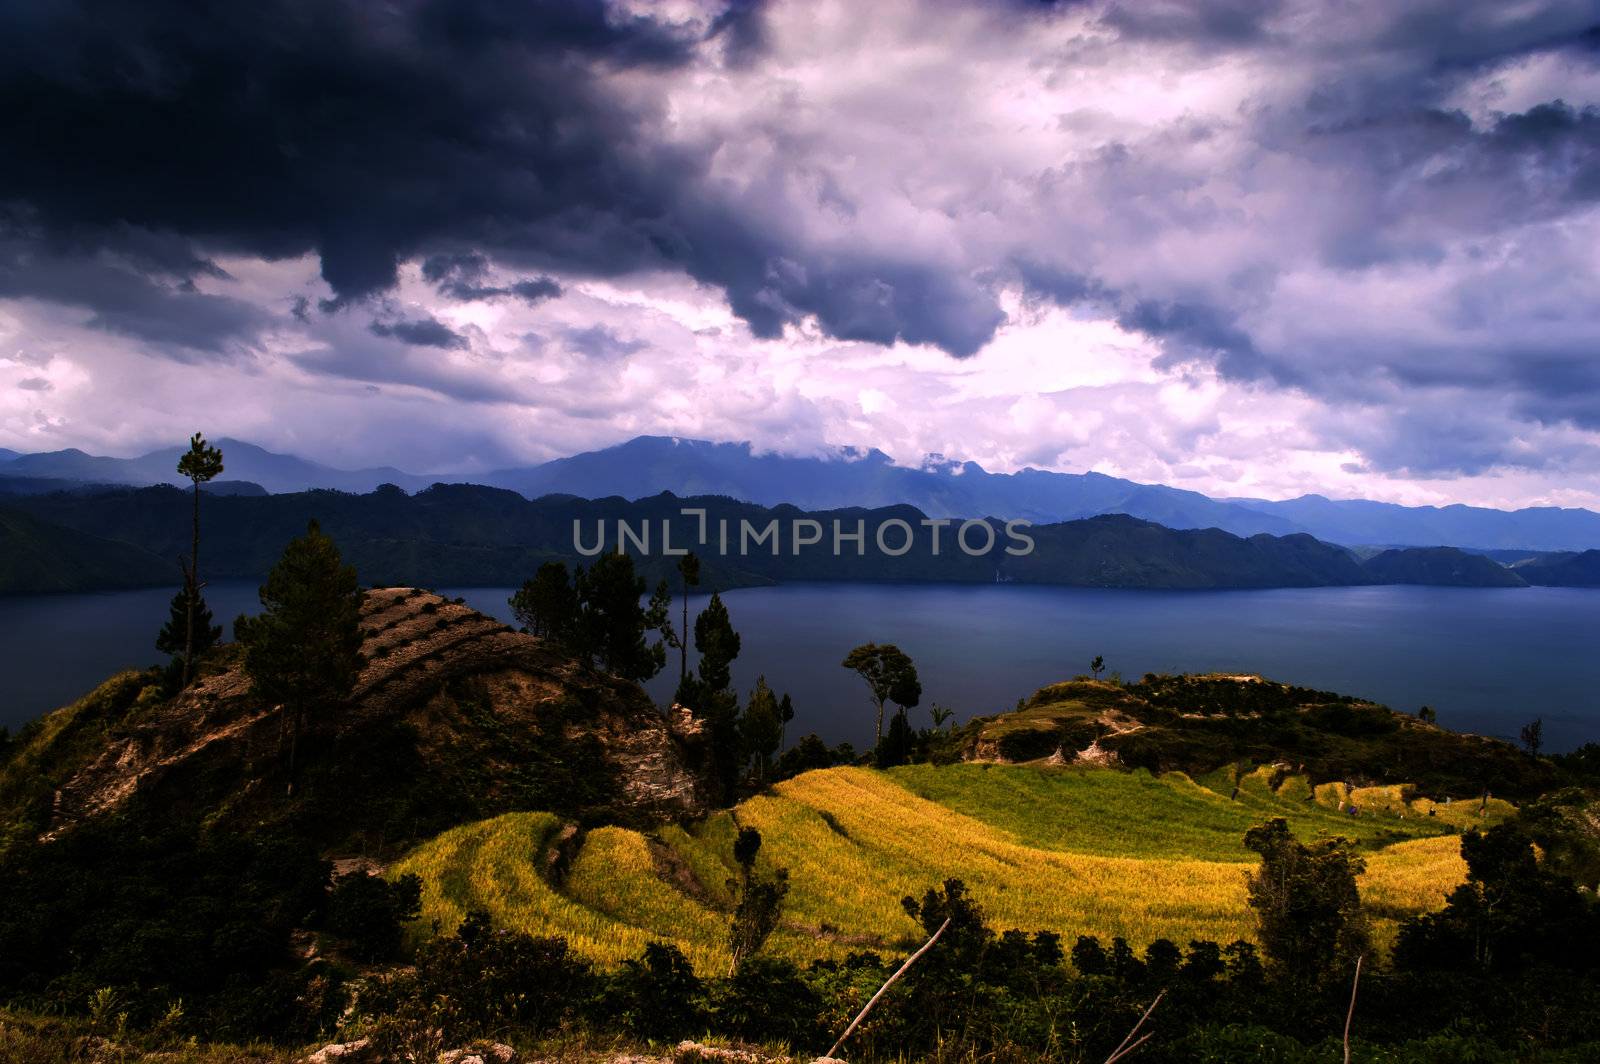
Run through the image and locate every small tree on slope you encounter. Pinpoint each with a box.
[240,520,363,796]
[1244,817,1369,987]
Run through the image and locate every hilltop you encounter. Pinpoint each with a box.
[0,589,708,854]
[952,675,1556,800]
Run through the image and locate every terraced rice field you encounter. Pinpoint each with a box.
[391,763,1508,971]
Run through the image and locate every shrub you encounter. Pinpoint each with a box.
[352,911,591,1051]
[324,871,422,962]
[602,942,704,1040]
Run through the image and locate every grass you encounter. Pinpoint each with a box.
[0,1009,293,1063]
[394,763,1507,972]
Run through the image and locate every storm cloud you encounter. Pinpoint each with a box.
[3,0,1600,502]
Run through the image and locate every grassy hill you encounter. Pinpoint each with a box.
[953,676,1557,800]
[392,762,1509,974]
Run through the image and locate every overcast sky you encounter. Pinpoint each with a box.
[3,0,1600,508]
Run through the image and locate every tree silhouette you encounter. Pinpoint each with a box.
[692,591,741,696]
[1520,717,1544,757]
[676,552,700,684]
[174,432,224,687]
[778,692,795,750]
[686,591,743,800]
[841,643,922,749]
[509,561,579,646]
[743,676,783,785]
[1090,655,1105,681]
[574,552,665,682]
[727,828,787,972]
[647,578,676,675]
[240,520,363,796]
[1243,817,1369,987]
[156,585,220,686]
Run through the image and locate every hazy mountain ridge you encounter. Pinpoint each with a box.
[5,434,1600,551]
[485,436,1307,539]
[0,438,441,495]
[1226,492,1600,553]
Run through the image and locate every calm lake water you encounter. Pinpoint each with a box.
[3,581,1597,750]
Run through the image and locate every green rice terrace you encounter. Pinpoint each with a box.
[394,761,1512,974]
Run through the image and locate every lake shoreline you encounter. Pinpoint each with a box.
[6,581,1596,752]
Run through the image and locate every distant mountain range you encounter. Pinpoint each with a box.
[4,434,1600,551]
[0,438,436,495]
[3,486,1576,596]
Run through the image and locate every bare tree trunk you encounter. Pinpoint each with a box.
[680,576,689,683]
[181,479,199,687]
[285,704,300,798]
[1342,955,1363,1064]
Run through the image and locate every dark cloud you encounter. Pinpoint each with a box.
[1123,300,1271,381]
[507,277,564,304]
[422,253,563,305]
[0,0,704,302]
[16,377,52,392]
[368,316,470,350]
[0,231,268,356]
[421,253,492,288]
[1101,0,1286,46]
[561,324,646,359]
[708,0,772,67]
[0,0,1012,358]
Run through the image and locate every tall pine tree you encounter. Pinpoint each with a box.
[174,432,224,687]
[684,591,743,802]
[676,552,700,683]
[573,552,666,682]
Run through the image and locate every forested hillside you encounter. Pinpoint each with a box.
[0,485,1553,595]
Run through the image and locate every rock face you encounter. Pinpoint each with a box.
[44,589,710,844]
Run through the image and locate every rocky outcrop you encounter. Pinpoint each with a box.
[43,589,710,842]
[297,1039,517,1064]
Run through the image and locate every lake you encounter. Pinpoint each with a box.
[3,581,1597,750]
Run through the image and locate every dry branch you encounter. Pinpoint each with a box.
[1343,954,1364,1064]
[1104,989,1164,1064]
[824,917,950,1060]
